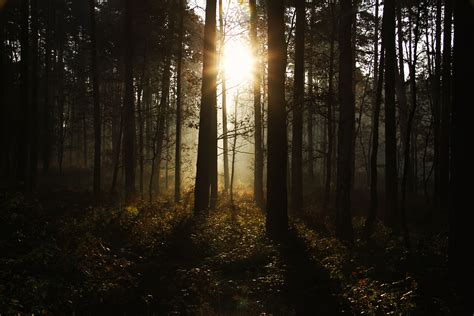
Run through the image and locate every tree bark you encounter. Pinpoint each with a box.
[383,0,398,229]
[291,0,304,214]
[266,0,288,239]
[250,0,264,207]
[439,0,452,209]
[175,0,185,203]
[335,0,355,243]
[194,0,217,213]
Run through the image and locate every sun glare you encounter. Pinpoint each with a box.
[223,39,254,86]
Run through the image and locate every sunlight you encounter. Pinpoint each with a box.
[222,38,254,87]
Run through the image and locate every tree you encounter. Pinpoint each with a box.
[383,0,398,229]
[323,2,336,211]
[89,0,101,201]
[18,0,29,188]
[291,0,304,214]
[123,0,136,201]
[250,0,264,207]
[366,0,382,240]
[449,0,474,308]
[335,0,355,243]
[175,0,185,203]
[266,0,288,239]
[219,0,230,195]
[194,0,217,213]
[439,0,452,209]
[28,0,38,192]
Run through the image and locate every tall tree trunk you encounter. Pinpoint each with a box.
[266,0,288,239]
[401,1,421,250]
[395,2,410,191]
[219,0,230,195]
[449,0,473,308]
[194,0,217,213]
[439,0,452,210]
[89,0,102,201]
[230,91,238,204]
[175,0,185,203]
[433,0,442,208]
[323,2,336,211]
[336,0,355,243]
[250,0,264,207]
[28,0,38,192]
[383,0,398,229]
[307,3,316,185]
[291,0,304,214]
[0,5,5,176]
[123,0,136,201]
[365,0,383,241]
[18,0,29,187]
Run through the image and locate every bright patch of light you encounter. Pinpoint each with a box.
[223,39,254,87]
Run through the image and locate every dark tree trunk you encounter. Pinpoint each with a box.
[266,0,288,239]
[250,0,264,207]
[383,0,398,229]
[439,0,452,210]
[230,92,238,204]
[335,0,355,243]
[89,0,101,201]
[123,0,136,201]
[18,0,29,187]
[323,2,336,212]
[0,6,5,176]
[307,3,316,185]
[365,0,380,241]
[28,0,38,192]
[175,0,185,203]
[449,0,474,308]
[400,2,421,250]
[433,0,442,208]
[194,0,217,213]
[291,0,304,214]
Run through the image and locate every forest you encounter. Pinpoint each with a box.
[0,0,472,314]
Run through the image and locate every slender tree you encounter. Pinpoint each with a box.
[18,0,29,187]
[219,0,230,194]
[123,0,136,200]
[89,0,101,201]
[439,0,452,209]
[175,0,185,203]
[383,0,398,229]
[266,0,288,239]
[323,2,336,211]
[250,0,264,207]
[28,0,38,192]
[335,0,355,243]
[291,0,304,214]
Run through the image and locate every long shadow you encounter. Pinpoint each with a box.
[279,228,349,315]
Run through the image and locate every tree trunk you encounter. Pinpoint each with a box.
[266,0,288,239]
[123,0,136,201]
[323,2,336,212]
[307,3,316,185]
[433,0,442,208]
[439,0,452,209]
[194,0,217,213]
[28,0,38,192]
[291,0,304,214]
[89,0,102,201]
[175,0,185,203]
[18,0,29,187]
[383,0,398,229]
[335,0,355,243]
[230,91,238,204]
[250,0,264,207]
[449,0,474,307]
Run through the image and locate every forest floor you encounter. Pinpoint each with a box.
[0,188,460,315]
